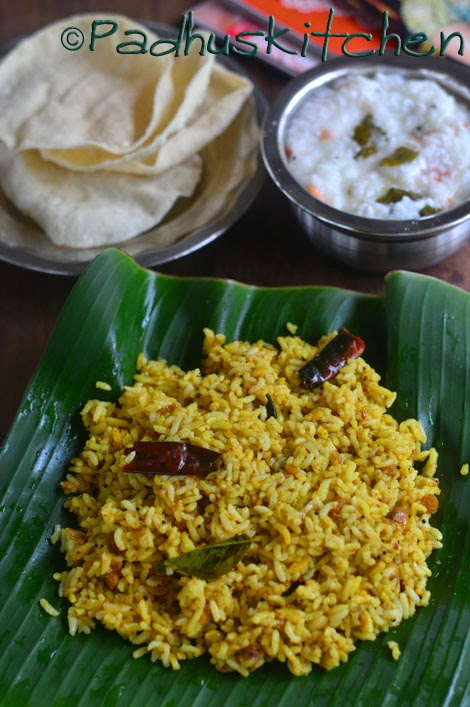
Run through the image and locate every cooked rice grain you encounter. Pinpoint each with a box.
[39,597,60,617]
[387,640,401,660]
[54,329,442,675]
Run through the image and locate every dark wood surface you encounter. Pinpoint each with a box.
[0,0,469,442]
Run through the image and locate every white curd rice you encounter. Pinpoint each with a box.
[285,72,470,220]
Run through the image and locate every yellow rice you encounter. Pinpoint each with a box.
[39,597,60,617]
[387,640,401,660]
[53,328,442,676]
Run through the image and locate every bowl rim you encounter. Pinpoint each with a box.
[261,53,470,243]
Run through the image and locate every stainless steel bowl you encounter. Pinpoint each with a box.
[262,54,470,272]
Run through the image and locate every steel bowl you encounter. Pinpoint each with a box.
[262,54,470,272]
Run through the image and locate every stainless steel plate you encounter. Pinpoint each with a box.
[0,24,266,275]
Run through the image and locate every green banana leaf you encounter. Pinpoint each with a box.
[0,248,468,706]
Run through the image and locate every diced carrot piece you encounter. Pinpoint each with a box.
[307,185,323,200]
[432,168,450,183]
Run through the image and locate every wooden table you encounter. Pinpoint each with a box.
[0,0,468,442]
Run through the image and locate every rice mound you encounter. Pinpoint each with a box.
[53,328,442,676]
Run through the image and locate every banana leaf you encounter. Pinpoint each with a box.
[0,248,468,706]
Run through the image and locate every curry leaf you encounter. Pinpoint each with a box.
[265,394,277,420]
[376,187,422,204]
[156,535,252,580]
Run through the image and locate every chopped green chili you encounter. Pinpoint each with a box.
[379,146,419,166]
[352,114,384,161]
[419,205,442,217]
[355,142,377,160]
[376,188,422,204]
[352,114,384,146]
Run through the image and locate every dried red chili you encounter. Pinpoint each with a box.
[122,440,221,476]
[299,328,365,389]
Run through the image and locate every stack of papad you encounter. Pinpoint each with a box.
[0,15,257,248]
